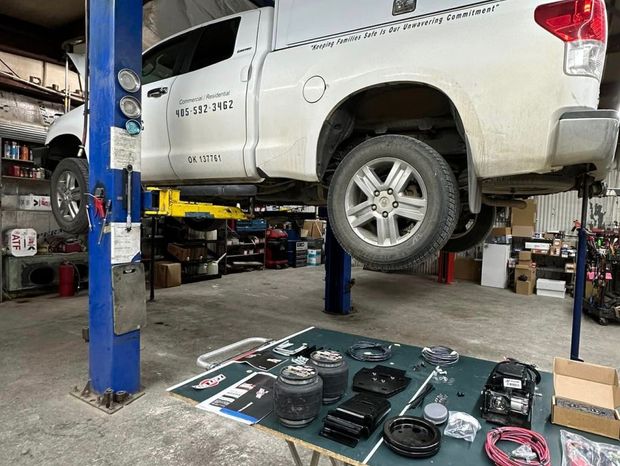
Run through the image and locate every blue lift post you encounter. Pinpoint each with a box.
[87,1,144,397]
[570,175,592,361]
[323,211,352,315]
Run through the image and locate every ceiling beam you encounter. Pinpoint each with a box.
[55,18,85,46]
[0,14,64,62]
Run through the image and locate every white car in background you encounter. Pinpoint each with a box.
[43,0,619,269]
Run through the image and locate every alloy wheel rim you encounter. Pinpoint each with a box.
[344,157,428,247]
[55,170,82,221]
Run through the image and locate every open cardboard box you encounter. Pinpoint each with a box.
[552,357,620,440]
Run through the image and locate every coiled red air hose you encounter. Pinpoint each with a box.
[484,427,551,466]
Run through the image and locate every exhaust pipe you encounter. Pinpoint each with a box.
[482,195,528,209]
[178,185,257,199]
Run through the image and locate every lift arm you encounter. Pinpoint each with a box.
[143,188,247,220]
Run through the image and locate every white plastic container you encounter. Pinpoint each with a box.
[5,228,37,257]
[307,249,322,266]
[536,279,566,299]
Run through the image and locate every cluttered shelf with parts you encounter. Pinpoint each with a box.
[1,157,34,164]
[225,219,266,272]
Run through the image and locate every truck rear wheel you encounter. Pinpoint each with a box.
[51,158,89,234]
[327,135,459,270]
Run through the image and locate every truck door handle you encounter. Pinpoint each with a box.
[241,65,251,83]
[147,87,168,98]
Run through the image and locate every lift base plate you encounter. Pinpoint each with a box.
[70,380,145,414]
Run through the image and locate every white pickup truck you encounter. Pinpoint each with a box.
[44,0,619,269]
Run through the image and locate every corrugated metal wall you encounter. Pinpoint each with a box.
[536,168,620,232]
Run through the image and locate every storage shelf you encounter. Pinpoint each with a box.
[2,158,35,164]
[2,176,48,182]
[537,266,574,274]
[227,253,264,259]
[1,209,51,213]
[227,242,265,248]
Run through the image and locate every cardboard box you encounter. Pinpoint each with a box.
[552,358,620,440]
[516,280,534,295]
[154,261,182,288]
[303,220,325,239]
[518,251,532,263]
[19,194,51,211]
[515,264,536,284]
[512,225,535,238]
[511,200,537,227]
[491,227,512,237]
[454,257,482,282]
[167,244,192,262]
[526,242,550,251]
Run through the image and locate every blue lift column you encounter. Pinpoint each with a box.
[86,1,144,401]
[570,175,592,361]
[322,209,352,315]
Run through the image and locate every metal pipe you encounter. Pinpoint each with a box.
[196,337,270,369]
[481,196,528,209]
[149,217,157,302]
[64,55,70,113]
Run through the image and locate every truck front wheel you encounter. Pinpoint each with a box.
[51,158,90,234]
[327,135,459,270]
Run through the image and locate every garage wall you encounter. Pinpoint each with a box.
[535,168,620,232]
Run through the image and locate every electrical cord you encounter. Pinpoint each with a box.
[347,341,392,362]
[421,346,459,366]
[484,427,551,466]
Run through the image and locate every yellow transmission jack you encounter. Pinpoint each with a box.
[143,188,247,220]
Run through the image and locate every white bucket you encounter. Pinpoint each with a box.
[307,249,322,266]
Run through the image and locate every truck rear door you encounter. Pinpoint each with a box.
[166,11,262,181]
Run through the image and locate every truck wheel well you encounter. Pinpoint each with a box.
[44,135,82,171]
[317,83,468,183]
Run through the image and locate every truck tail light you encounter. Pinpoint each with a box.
[535,0,608,79]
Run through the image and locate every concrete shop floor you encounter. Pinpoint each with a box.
[1,266,617,465]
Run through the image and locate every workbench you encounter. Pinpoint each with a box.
[168,327,608,465]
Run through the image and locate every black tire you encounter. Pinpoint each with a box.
[443,204,496,252]
[327,135,459,270]
[51,158,90,234]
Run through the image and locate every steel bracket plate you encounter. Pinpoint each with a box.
[112,263,146,335]
[70,380,145,414]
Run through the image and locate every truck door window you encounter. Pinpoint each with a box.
[142,35,188,85]
[188,17,241,72]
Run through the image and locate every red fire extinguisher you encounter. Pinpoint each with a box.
[59,262,75,297]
